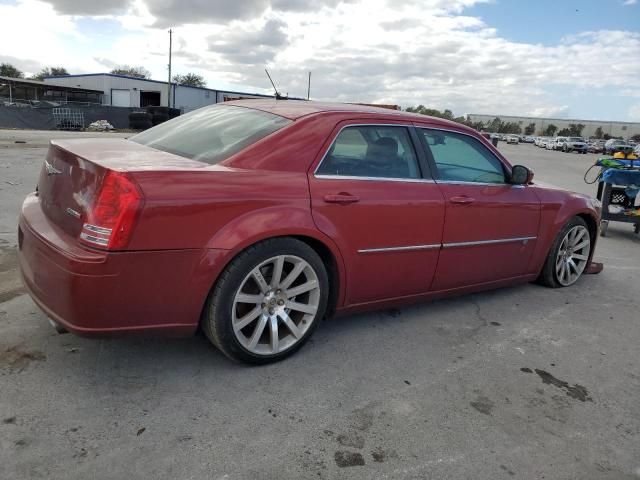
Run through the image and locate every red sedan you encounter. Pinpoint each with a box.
[18,101,601,363]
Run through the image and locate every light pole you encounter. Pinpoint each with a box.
[167,29,173,108]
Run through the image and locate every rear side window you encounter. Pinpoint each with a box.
[131,104,291,164]
[419,129,506,184]
[316,125,420,179]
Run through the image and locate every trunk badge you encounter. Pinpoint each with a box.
[45,160,62,176]
[65,208,81,219]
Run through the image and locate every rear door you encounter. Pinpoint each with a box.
[308,121,445,305]
[415,126,540,291]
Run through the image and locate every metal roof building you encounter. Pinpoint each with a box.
[43,73,275,112]
[0,75,103,105]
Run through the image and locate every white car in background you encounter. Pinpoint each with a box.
[553,137,568,151]
[506,135,519,144]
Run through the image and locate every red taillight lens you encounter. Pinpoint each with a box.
[79,171,143,250]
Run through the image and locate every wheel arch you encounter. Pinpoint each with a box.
[198,231,346,327]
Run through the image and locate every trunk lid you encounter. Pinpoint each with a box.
[37,138,207,238]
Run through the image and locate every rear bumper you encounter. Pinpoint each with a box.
[18,194,227,337]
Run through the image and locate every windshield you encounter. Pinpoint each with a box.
[569,137,584,142]
[131,104,291,164]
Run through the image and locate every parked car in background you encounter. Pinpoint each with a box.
[524,136,535,143]
[506,135,519,144]
[563,137,588,154]
[588,141,604,153]
[17,100,602,363]
[545,138,555,150]
[553,137,568,151]
[603,139,632,155]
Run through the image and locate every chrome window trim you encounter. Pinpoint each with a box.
[358,244,441,254]
[315,174,435,184]
[416,125,512,186]
[313,123,425,180]
[358,236,537,253]
[442,236,537,249]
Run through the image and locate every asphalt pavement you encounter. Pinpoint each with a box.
[1,131,639,480]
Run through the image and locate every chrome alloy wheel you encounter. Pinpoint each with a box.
[231,255,321,355]
[555,225,590,286]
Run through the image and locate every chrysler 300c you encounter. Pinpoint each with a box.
[18,101,601,363]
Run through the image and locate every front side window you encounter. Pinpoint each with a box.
[131,104,291,165]
[316,125,420,179]
[419,129,506,184]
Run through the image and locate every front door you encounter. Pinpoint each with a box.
[415,126,541,291]
[308,122,445,305]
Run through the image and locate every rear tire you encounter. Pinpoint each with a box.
[202,238,329,364]
[538,217,592,288]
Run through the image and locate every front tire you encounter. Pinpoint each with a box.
[202,238,329,364]
[538,217,592,288]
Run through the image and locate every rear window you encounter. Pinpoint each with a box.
[131,104,291,164]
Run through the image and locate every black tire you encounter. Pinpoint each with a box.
[147,106,169,115]
[537,216,591,288]
[152,113,170,125]
[129,111,152,122]
[202,238,329,364]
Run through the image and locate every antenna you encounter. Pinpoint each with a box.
[307,71,311,100]
[265,69,286,100]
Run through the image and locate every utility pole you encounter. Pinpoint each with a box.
[307,71,311,100]
[167,29,173,108]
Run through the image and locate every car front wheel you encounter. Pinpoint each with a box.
[538,217,592,288]
[202,238,329,363]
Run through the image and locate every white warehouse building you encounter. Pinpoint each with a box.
[43,73,274,111]
[467,113,640,139]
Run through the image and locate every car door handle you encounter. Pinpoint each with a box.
[450,196,475,205]
[323,193,360,204]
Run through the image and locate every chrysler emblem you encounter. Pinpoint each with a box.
[44,160,62,176]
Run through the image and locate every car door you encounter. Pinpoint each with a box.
[415,125,541,291]
[308,121,445,305]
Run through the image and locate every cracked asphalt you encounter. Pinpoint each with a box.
[1,130,639,479]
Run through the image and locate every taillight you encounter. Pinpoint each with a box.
[79,171,143,250]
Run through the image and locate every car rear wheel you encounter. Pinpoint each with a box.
[538,217,591,288]
[202,238,329,364]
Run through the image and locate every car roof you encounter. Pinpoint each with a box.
[223,99,468,130]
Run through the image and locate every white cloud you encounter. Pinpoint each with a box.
[623,0,637,6]
[529,106,570,118]
[629,103,640,121]
[1,0,639,120]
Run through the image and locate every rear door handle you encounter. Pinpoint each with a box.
[323,193,360,204]
[450,196,475,205]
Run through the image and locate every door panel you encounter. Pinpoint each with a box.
[310,177,445,304]
[432,183,540,290]
[308,122,445,305]
[415,126,541,291]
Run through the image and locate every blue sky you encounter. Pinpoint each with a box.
[468,0,639,45]
[0,0,639,121]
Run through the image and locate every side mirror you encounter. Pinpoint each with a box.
[510,165,534,185]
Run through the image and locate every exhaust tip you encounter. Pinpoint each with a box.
[48,318,68,335]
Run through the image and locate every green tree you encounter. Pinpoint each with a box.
[543,124,558,136]
[172,73,206,88]
[568,123,585,136]
[593,126,604,139]
[630,133,640,142]
[524,123,536,135]
[31,67,69,81]
[110,65,151,79]
[0,63,24,78]
[557,128,571,136]
[404,106,473,127]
